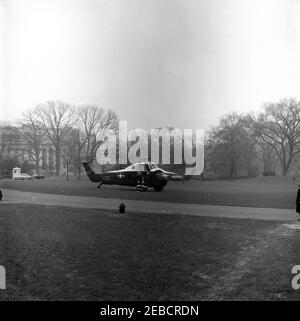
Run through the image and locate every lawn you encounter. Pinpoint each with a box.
[0,203,299,300]
[0,175,298,209]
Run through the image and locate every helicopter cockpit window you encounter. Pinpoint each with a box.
[149,164,158,170]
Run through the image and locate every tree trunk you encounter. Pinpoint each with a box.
[282,157,292,176]
[66,163,69,181]
[282,166,288,176]
[55,147,61,176]
[77,164,81,180]
[77,129,81,180]
[35,159,40,175]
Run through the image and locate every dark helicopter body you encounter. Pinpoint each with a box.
[82,162,182,192]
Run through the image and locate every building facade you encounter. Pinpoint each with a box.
[0,125,69,176]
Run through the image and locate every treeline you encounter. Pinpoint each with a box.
[205,97,300,178]
[0,100,119,177]
[1,97,300,179]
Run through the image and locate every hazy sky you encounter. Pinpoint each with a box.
[0,0,300,129]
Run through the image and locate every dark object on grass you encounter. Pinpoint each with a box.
[119,203,126,214]
[296,185,300,214]
[0,190,2,201]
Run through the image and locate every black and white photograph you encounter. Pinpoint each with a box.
[0,0,300,309]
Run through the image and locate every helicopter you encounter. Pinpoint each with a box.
[82,161,183,192]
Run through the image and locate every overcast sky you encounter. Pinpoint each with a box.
[0,0,300,130]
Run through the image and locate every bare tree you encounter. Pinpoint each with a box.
[0,122,21,176]
[256,139,278,175]
[36,101,78,175]
[75,128,85,179]
[206,113,257,178]
[61,133,78,181]
[255,98,300,175]
[77,105,119,163]
[244,114,278,175]
[20,110,45,175]
[61,127,86,180]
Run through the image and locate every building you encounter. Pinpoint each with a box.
[0,125,74,177]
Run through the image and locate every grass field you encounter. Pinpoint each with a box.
[0,175,298,209]
[0,203,299,300]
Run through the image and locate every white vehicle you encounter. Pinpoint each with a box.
[12,167,32,180]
